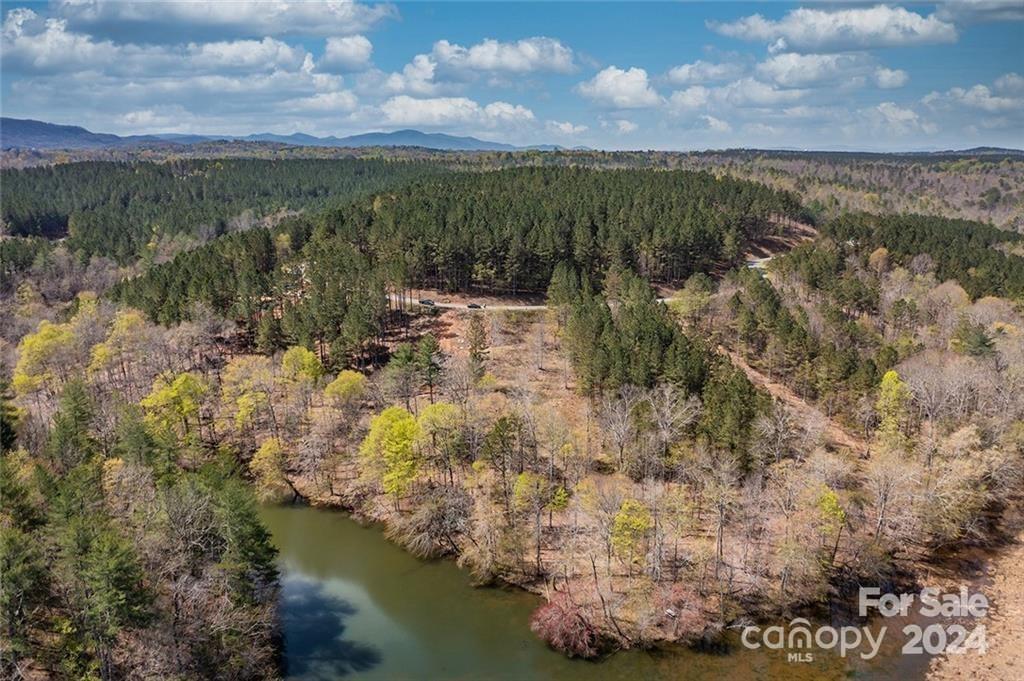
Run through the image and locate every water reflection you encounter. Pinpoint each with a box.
[280,576,383,679]
[261,505,933,681]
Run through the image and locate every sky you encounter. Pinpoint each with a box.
[1,1,1022,151]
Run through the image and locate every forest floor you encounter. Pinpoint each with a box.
[746,219,818,258]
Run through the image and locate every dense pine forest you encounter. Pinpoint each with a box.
[6,145,1020,228]
[110,167,800,361]
[822,212,1024,299]
[1,158,446,261]
[2,156,1023,679]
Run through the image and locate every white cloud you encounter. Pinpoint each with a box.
[756,53,872,88]
[2,9,119,72]
[378,95,534,128]
[701,115,731,133]
[432,37,574,74]
[922,74,1024,128]
[55,0,397,40]
[576,66,661,108]
[371,36,574,96]
[116,105,199,131]
[994,72,1024,95]
[546,120,587,135]
[7,51,352,137]
[668,86,710,112]
[714,78,807,107]
[666,59,743,85]
[867,102,937,136]
[710,5,957,52]
[187,37,307,72]
[602,119,638,134]
[927,83,1022,113]
[321,35,372,72]
[482,101,536,124]
[284,90,359,112]
[2,10,311,76]
[781,105,838,120]
[382,54,442,95]
[874,67,909,89]
[669,76,816,121]
[3,2,1017,149]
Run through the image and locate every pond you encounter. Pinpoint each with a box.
[261,505,935,680]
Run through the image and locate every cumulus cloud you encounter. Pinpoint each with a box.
[576,66,661,108]
[874,67,909,89]
[546,120,587,135]
[994,72,1024,94]
[701,115,731,132]
[284,90,359,113]
[924,83,1022,113]
[922,73,1024,134]
[865,102,937,136]
[381,54,442,95]
[755,53,872,88]
[2,10,311,76]
[116,105,199,132]
[6,31,351,136]
[709,5,957,52]
[2,9,120,73]
[666,59,743,85]
[188,38,307,72]
[54,0,397,41]
[714,78,807,107]
[378,95,534,128]
[372,36,574,96]
[668,75,817,123]
[2,6,554,142]
[3,1,1019,149]
[321,35,373,72]
[668,86,710,112]
[432,37,574,74]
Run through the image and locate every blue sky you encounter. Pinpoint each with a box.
[1,1,1021,150]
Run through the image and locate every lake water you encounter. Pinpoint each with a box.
[261,505,935,681]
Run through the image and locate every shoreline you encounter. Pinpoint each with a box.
[927,532,1024,680]
[284,475,1024,677]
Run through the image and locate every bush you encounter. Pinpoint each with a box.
[529,593,600,658]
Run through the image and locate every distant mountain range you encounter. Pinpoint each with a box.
[0,118,577,152]
[2,118,1019,156]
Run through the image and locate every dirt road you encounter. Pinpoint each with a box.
[388,293,548,311]
[718,346,867,452]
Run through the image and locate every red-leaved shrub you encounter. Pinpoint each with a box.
[529,594,599,658]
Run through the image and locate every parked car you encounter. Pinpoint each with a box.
[467,302,482,309]
[418,299,435,306]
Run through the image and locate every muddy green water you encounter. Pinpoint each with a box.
[261,505,933,681]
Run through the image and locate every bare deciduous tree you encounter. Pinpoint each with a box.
[752,400,798,465]
[600,385,644,470]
